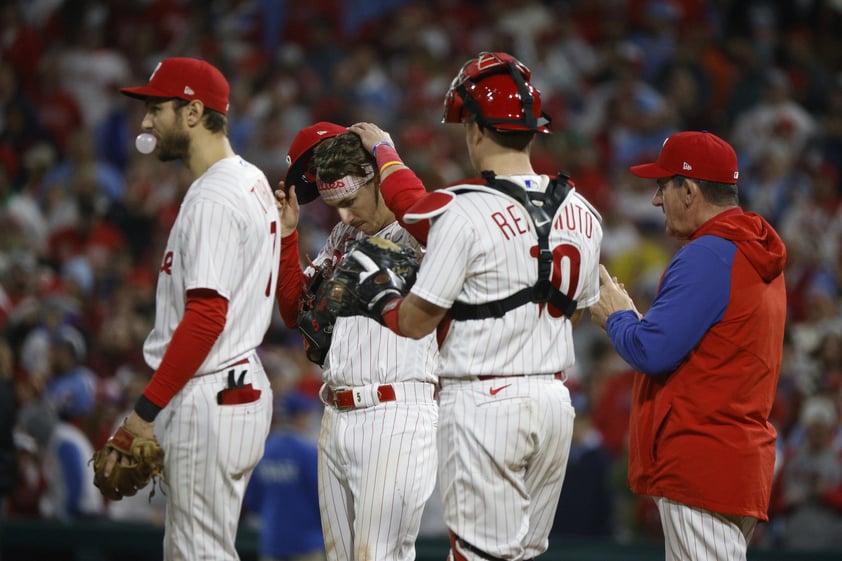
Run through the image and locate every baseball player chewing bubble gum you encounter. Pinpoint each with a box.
[274,123,440,561]
[333,51,604,561]
[93,57,280,561]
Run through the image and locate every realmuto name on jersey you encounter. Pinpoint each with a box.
[491,204,531,240]
[555,202,596,238]
[490,200,597,241]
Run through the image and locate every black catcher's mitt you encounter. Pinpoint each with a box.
[298,261,337,365]
[326,237,419,322]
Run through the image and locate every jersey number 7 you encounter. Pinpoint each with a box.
[265,221,278,297]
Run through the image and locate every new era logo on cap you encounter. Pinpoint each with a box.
[120,57,230,115]
[630,131,739,185]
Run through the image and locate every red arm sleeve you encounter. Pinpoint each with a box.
[137,289,227,419]
[276,231,306,328]
[380,168,430,244]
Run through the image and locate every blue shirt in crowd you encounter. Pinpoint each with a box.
[244,430,323,558]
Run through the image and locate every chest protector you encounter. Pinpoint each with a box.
[449,170,577,320]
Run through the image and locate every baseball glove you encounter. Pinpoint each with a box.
[92,423,164,501]
[297,261,337,365]
[326,236,418,321]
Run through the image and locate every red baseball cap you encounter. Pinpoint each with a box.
[284,122,348,204]
[120,57,230,115]
[630,131,739,184]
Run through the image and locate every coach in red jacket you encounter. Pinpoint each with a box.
[591,131,787,561]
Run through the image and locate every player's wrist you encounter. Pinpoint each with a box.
[370,289,402,315]
[375,143,403,175]
[372,140,393,156]
[135,394,163,422]
[379,297,403,335]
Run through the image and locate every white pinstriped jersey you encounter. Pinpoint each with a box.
[304,220,438,388]
[410,175,602,377]
[143,156,281,371]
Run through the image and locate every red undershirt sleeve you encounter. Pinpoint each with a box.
[381,298,404,337]
[134,289,227,422]
[276,231,306,328]
[380,168,430,244]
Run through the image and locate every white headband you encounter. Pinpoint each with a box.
[316,165,375,203]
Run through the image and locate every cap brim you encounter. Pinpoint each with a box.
[283,122,348,204]
[120,85,173,101]
[629,162,673,179]
[283,157,320,204]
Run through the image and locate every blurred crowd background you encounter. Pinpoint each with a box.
[1,0,842,556]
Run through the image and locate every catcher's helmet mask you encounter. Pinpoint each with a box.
[443,51,551,134]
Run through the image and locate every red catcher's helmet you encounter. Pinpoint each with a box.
[442,52,551,134]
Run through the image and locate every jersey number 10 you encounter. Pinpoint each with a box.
[548,243,581,318]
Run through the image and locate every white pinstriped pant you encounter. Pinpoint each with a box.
[655,496,758,561]
[156,362,273,561]
[318,385,438,561]
[438,374,575,561]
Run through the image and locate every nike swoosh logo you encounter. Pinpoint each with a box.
[489,384,511,395]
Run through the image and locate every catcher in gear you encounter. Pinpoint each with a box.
[326,236,419,321]
[92,421,164,500]
[345,52,604,561]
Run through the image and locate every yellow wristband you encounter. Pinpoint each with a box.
[379,160,403,174]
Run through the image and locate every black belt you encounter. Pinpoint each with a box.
[476,372,565,381]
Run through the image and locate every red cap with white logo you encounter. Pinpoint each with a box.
[120,57,230,115]
[630,131,739,184]
[284,122,348,204]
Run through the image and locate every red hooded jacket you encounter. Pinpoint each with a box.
[607,208,787,520]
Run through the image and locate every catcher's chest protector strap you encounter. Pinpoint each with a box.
[449,171,578,320]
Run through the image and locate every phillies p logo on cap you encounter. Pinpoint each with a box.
[120,57,231,116]
[629,131,739,185]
